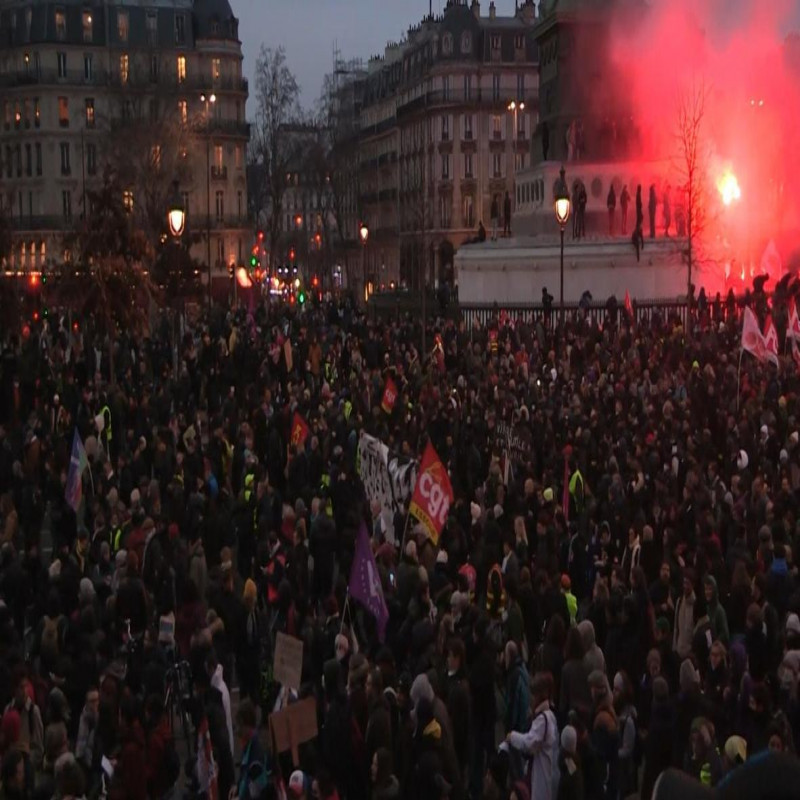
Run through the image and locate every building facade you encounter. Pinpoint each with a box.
[356,0,540,290]
[0,0,249,284]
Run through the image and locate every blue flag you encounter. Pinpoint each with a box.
[65,429,88,512]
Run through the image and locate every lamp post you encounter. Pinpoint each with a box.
[554,166,572,326]
[508,100,525,171]
[359,222,369,305]
[200,92,216,307]
[167,180,186,238]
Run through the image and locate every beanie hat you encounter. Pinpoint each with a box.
[561,725,578,755]
[410,673,435,710]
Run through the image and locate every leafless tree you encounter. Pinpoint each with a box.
[674,80,711,313]
[250,46,300,275]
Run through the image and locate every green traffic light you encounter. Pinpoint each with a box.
[298,292,305,304]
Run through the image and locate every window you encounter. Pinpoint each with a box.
[82,10,93,42]
[150,55,159,82]
[55,8,66,41]
[24,99,30,128]
[58,97,69,127]
[146,12,158,46]
[235,145,243,169]
[492,153,502,178]
[211,58,221,83]
[15,145,21,177]
[461,32,472,54]
[120,54,129,84]
[441,153,450,180]
[439,196,450,228]
[463,114,473,140]
[86,144,96,175]
[237,190,242,218]
[175,14,186,45]
[463,74,473,101]
[25,144,31,177]
[463,194,474,227]
[148,98,158,121]
[515,34,525,50]
[34,98,40,127]
[492,74,501,101]
[25,9,32,41]
[123,190,134,213]
[60,142,70,175]
[39,241,46,263]
[23,52,31,74]
[491,35,501,51]
[441,114,450,141]
[442,75,450,101]
[62,190,72,219]
[35,143,42,176]
[117,10,129,42]
[3,102,9,130]
[57,52,67,78]
[84,53,93,81]
[463,153,474,179]
[517,113,526,140]
[442,33,453,56]
[515,152,525,171]
[517,74,525,99]
[214,145,223,170]
[4,146,11,179]
[85,98,95,127]
[215,191,224,220]
[492,115,503,139]
[178,100,187,124]
[14,102,20,129]
[33,52,41,77]
[217,239,224,264]
[177,56,186,83]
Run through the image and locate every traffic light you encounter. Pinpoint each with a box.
[29,273,39,288]
[257,230,264,242]
[298,291,306,305]
[311,275,319,289]
[289,248,295,262]
[41,272,47,286]
[228,263,235,279]
[250,254,258,268]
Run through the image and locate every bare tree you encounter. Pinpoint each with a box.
[250,46,300,275]
[674,80,711,314]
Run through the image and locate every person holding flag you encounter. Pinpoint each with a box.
[65,428,90,513]
[408,441,454,546]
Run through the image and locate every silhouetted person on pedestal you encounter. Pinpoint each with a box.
[542,286,553,326]
[503,191,512,237]
[663,184,672,236]
[632,225,644,262]
[620,185,630,234]
[648,184,657,239]
[477,221,486,242]
[577,184,587,239]
[607,185,616,235]
[635,185,644,238]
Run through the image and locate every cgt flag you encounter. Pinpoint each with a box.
[349,521,389,641]
[290,412,311,449]
[409,441,454,545]
[741,306,768,363]
[381,376,398,414]
[763,314,779,367]
[65,429,88,512]
[788,298,800,342]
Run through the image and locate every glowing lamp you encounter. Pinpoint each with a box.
[553,166,571,228]
[167,182,185,237]
[236,267,253,288]
[359,223,369,244]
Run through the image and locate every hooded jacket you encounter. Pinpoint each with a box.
[704,577,730,644]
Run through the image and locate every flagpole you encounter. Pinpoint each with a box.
[398,510,412,558]
[340,594,350,635]
[737,347,744,412]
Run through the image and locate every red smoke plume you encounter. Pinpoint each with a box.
[608,0,800,291]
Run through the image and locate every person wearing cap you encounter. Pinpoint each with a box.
[560,574,577,624]
[557,725,583,800]
[722,735,747,775]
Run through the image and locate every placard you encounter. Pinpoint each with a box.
[269,697,318,766]
[273,632,303,691]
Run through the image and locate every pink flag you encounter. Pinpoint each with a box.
[789,298,800,342]
[763,314,779,367]
[349,522,389,641]
[741,306,767,363]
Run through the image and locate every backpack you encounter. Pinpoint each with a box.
[40,615,61,664]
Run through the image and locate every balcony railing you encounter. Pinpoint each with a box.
[397,89,536,116]
[210,165,228,180]
[7,215,71,231]
[206,119,250,137]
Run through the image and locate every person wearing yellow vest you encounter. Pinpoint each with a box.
[561,574,577,624]
[569,466,585,515]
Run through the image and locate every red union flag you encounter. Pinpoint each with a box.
[409,442,454,544]
[763,314,779,366]
[789,298,800,342]
[381,376,398,414]
[290,411,310,449]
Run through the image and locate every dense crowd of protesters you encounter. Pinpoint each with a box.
[0,288,799,800]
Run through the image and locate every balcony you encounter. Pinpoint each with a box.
[8,215,71,232]
[206,119,250,138]
[210,165,228,180]
[193,215,251,230]
[397,89,537,117]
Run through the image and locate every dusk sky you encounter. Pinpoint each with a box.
[234,0,800,114]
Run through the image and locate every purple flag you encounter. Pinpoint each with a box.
[349,521,389,641]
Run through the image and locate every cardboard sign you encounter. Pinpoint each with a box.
[273,632,303,691]
[269,697,318,766]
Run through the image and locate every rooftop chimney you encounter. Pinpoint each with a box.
[471,0,481,20]
[489,1,496,20]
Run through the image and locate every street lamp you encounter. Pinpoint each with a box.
[554,166,571,325]
[359,223,369,303]
[167,181,185,238]
[508,100,525,177]
[200,92,216,307]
